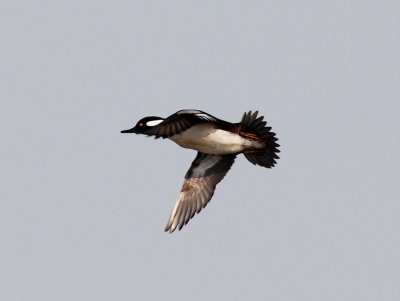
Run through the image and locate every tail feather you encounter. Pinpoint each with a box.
[240,111,280,168]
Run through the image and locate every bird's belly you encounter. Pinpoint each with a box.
[169,125,264,154]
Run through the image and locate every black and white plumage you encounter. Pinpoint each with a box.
[121,109,279,233]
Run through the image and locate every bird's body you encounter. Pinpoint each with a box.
[121,109,279,233]
[169,123,265,154]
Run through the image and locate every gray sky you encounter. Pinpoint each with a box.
[1,1,400,300]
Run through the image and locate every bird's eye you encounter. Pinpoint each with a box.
[139,123,144,126]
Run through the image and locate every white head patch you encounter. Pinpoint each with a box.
[146,119,163,127]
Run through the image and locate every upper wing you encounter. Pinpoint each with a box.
[165,152,236,233]
[148,110,230,138]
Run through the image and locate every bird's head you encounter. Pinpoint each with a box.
[121,116,164,134]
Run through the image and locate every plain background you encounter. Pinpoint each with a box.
[1,1,399,300]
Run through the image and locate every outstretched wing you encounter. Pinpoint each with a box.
[165,152,236,233]
[148,109,230,138]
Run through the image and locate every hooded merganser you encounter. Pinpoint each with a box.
[121,109,279,233]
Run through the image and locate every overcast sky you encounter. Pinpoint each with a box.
[1,1,400,300]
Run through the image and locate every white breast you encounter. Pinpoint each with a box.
[169,124,265,154]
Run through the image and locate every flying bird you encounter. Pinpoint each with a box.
[121,109,279,233]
